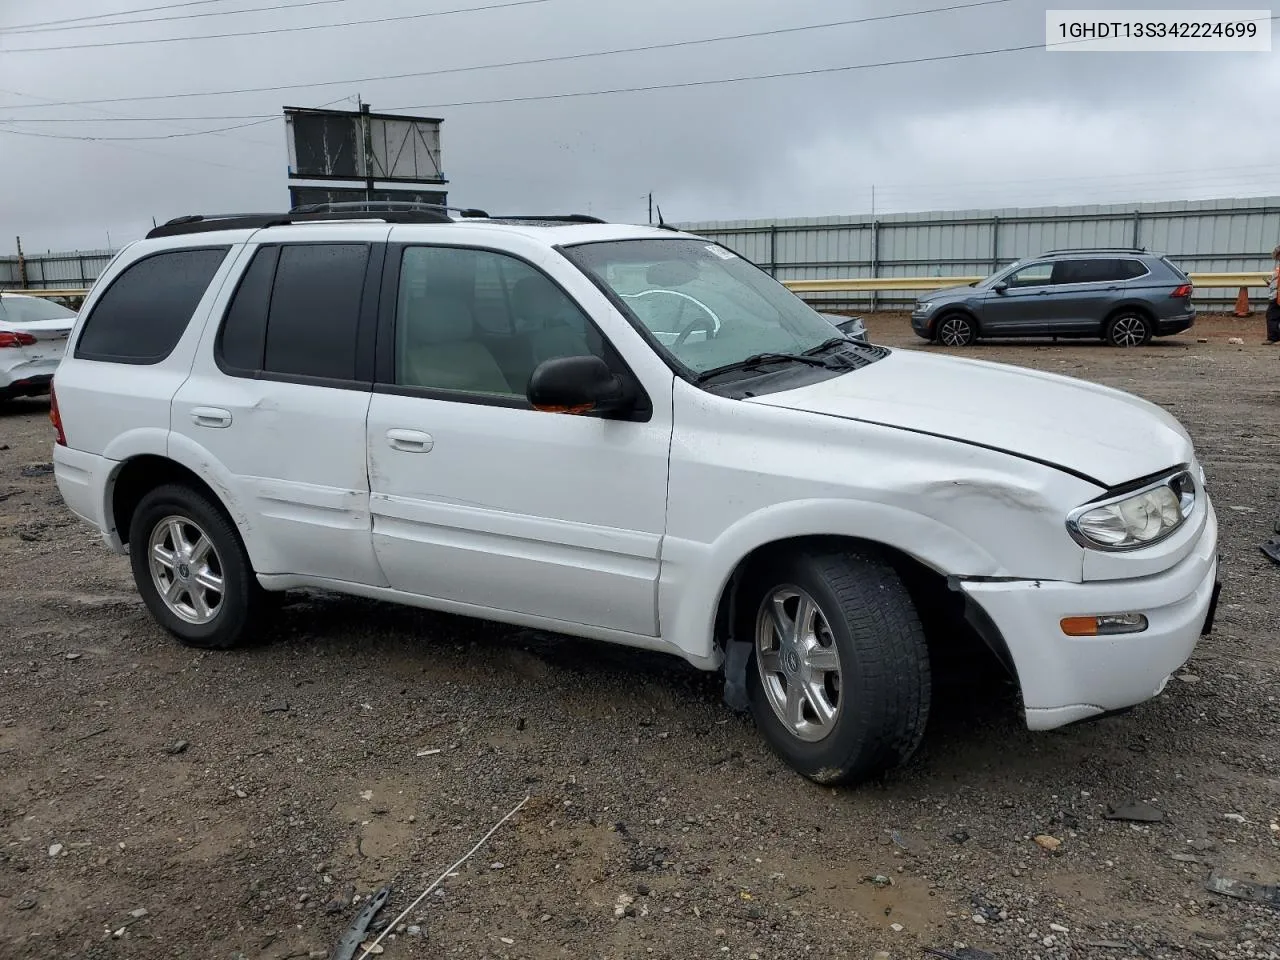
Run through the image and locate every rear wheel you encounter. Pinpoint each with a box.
[935,313,976,347]
[1105,310,1153,347]
[741,547,931,785]
[128,484,263,649]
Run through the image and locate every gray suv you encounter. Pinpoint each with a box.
[911,249,1196,347]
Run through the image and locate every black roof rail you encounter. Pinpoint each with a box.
[291,200,490,218]
[482,214,607,224]
[146,208,455,239]
[1042,247,1146,255]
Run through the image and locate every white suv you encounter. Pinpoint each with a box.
[51,206,1220,785]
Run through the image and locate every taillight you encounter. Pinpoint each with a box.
[0,331,37,348]
[1171,284,1193,298]
[50,382,66,447]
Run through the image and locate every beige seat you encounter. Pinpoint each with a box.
[400,290,512,395]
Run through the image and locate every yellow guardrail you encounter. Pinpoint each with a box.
[7,288,89,299]
[783,272,1271,293]
[6,272,1272,302]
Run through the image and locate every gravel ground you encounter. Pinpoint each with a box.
[1,313,1278,960]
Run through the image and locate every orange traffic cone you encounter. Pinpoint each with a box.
[1233,286,1252,317]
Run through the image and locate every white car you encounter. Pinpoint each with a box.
[50,207,1219,785]
[0,292,76,400]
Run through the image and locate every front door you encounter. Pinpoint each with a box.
[365,242,673,636]
[980,261,1055,336]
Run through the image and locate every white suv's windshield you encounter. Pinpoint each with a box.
[565,238,843,374]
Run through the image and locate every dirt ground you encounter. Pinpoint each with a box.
[1,313,1278,960]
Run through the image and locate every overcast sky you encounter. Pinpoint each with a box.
[1,0,1277,252]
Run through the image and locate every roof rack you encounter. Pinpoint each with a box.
[291,200,490,218]
[480,214,607,224]
[1042,247,1146,255]
[146,208,456,239]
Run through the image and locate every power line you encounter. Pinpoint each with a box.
[0,0,555,53]
[0,40,1054,137]
[0,0,1016,110]
[0,93,353,141]
[6,17,1278,138]
[0,0,362,36]
[0,0,251,33]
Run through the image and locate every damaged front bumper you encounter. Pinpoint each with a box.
[958,501,1219,730]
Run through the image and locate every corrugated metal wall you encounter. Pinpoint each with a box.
[0,250,116,290]
[681,196,1280,311]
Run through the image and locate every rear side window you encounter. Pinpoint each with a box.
[1051,259,1118,284]
[1161,257,1189,282]
[217,243,369,382]
[218,246,278,372]
[76,247,228,363]
[265,244,369,380]
[1117,259,1149,279]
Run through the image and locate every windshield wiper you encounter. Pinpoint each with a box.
[803,336,852,356]
[695,351,831,384]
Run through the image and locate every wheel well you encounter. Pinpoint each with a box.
[110,456,229,547]
[714,535,1013,682]
[1102,302,1154,333]
[933,308,980,335]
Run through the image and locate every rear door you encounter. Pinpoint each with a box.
[171,226,389,585]
[1046,258,1124,334]
[980,261,1053,335]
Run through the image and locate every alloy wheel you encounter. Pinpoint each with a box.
[754,586,843,742]
[1111,315,1147,347]
[938,316,973,346]
[148,515,225,625]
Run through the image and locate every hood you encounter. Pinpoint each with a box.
[919,284,978,302]
[747,349,1193,488]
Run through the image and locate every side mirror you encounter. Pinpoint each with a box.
[835,317,862,335]
[527,355,631,416]
[993,282,1009,294]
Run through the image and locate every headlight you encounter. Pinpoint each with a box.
[916,301,933,312]
[1067,471,1196,551]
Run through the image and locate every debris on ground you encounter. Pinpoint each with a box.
[1262,532,1280,567]
[1104,800,1165,823]
[1034,834,1062,852]
[333,886,391,960]
[163,739,188,755]
[1204,871,1280,908]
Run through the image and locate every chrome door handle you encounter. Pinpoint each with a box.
[386,429,434,453]
[190,406,232,428]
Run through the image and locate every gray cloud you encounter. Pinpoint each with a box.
[1,0,1276,251]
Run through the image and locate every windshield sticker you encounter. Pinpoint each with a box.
[706,245,736,260]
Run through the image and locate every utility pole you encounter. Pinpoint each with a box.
[361,101,375,203]
[15,236,26,289]
[648,192,653,225]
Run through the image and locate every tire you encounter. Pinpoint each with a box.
[934,312,976,347]
[128,483,264,649]
[1105,310,1153,347]
[740,547,931,785]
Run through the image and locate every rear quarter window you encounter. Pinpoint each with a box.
[75,247,229,364]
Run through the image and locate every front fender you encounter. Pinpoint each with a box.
[659,498,1004,667]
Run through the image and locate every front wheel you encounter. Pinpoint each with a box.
[128,484,264,649]
[1105,311,1153,347]
[741,548,931,785]
[935,313,976,347]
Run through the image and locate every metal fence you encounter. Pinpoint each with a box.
[680,196,1280,311]
[0,249,116,291]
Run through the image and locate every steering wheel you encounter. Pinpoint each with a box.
[673,314,717,347]
[619,289,721,346]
